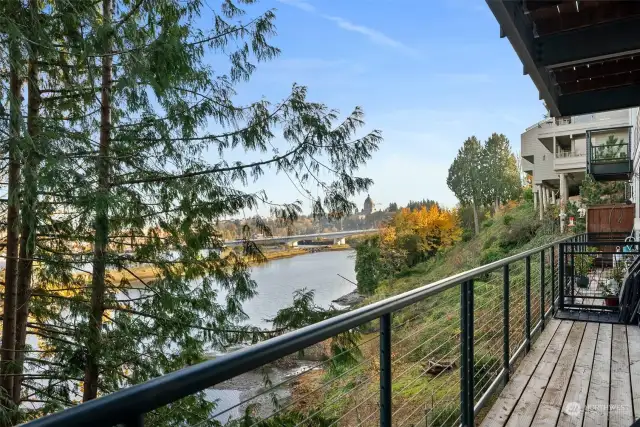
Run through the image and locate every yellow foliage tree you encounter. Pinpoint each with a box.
[380,205,461,264]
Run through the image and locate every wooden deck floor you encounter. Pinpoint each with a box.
[481,319,640,427]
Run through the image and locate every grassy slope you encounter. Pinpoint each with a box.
[293,202,565,426]
[372,201,561,299]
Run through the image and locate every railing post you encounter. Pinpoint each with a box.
[122,415,144,427]
[503,264,510,383]
[525,256,531,352]
[551,245,556,314]
[540,249,545,329]
[559,243,565,311]
[460,280,474,427]
[570,241,575,303]
[380,313,392,427]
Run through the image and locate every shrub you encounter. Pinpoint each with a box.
[523,186,533,202]
[483,235,497,250]
[502,214,514,226]
[499,217,541,250]
[426,404,460,427]
[481,247,505,265]
[461,228,474,242]
[482,218,494,229]
[354,238,382,294]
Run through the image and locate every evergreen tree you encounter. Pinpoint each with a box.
[482,133,521,209]
[0,1,382,424]
[447,137,484,235]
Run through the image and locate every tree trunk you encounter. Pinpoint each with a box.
[472,200,480,235]
[83,0,112,402]
[1,19,22,406]
[14,0,40,404]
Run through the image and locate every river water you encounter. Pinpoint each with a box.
[238,249,357,327]
[210,249,357,421]
[26,250,357,420]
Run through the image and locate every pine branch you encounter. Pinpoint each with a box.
[111,142,307,186]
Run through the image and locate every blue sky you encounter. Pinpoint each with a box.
[221,0,546,214]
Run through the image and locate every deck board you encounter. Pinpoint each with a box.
[609,324,634,426]
[627,325,640,420]
[557,322,599,427]
[503,321,572,427]
[531,322,586,427]
[480,320,639,427]
[583,323,612,427]
[480,319,561,427]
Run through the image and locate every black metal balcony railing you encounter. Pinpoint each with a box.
[586,128,633,182]
[24,235,586,427]
[559,238,639,315]
[589,142,630,163]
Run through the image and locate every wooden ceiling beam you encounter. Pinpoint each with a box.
[553,56,640,84]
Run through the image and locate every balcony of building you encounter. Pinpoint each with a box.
[526,111,631,139]
[554,134,586,173]
[587,127,633,182]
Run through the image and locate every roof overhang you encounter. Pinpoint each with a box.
[486,0,640,117]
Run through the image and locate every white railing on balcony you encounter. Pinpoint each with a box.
[555,148,585,158]
[525,110,629,132]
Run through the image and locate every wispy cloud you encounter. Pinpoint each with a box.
[276,0,418,57]
[322,15,419,57]
[276,0,316,12]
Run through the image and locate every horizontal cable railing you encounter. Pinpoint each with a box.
[23,235,584,427]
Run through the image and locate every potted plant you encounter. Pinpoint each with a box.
[603,263,625,306]
[573,252,594,289]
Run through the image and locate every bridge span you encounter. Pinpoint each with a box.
[224,229,377,247]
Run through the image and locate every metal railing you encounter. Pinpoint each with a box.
[24,235,583,427]
[555,148,585,159]
[559,237,639,313]
[525,111,630,132]
[589,142,630,163]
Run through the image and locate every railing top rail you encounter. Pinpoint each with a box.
[24,234,581,427]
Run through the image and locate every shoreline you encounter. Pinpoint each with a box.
[332,289,364,306]
[104,244,354,288]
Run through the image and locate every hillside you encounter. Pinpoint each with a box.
[290,201,566,426]
[371,201,562,299]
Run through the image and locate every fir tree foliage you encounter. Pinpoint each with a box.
[0,0,381,424]
[447,134,521,235]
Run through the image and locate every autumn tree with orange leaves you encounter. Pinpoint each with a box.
[382,205,462,265]
[356,205,461,293]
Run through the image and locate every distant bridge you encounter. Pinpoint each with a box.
[224,229,378,247]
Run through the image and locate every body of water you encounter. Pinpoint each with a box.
[25,249,357,421]
[239,249,356,327]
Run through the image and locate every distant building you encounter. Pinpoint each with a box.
[363,194,375,215]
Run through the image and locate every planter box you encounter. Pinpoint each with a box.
[605,297,619,307]
[575,275,590,288]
